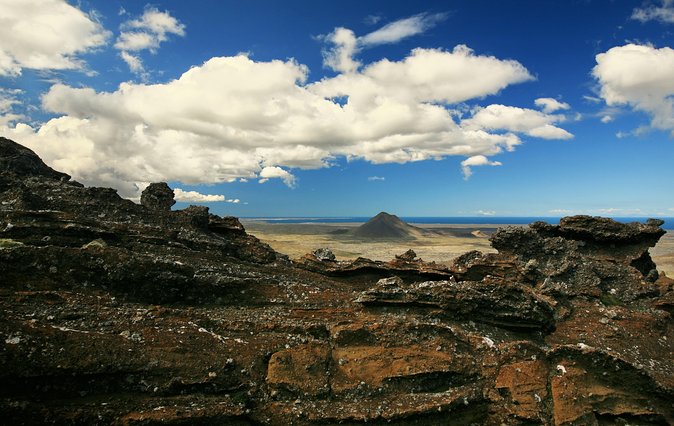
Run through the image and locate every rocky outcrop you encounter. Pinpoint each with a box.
[0,137,672,425]
[297,250,453,283]
[356,276,556,331]
[140,182,176,212]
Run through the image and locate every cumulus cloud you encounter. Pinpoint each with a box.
[259,166,297,187]
[2,42,570,198]
[460,155,502,179]
[115,7,185,74]
[462,104,573,140]
[0,0,109,76]
[173,188,239,203]
[322,12,446,73]
[631,0,674,24]
[368,176,385,181]
[601,115,613,123]
[322,28,360,74]
[593,44,674,136]
[534,97,570,113]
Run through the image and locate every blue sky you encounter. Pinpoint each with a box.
[1,0,673,217]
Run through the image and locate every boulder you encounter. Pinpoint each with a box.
[140,182,175,212]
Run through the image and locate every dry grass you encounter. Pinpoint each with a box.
[243,221,674,277]
[651,232,674,278]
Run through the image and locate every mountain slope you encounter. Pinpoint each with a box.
[353,212,424,239]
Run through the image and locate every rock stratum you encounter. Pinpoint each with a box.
[0,136,673,425]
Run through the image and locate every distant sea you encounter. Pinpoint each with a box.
[242,216,674,230]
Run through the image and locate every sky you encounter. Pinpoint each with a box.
[0,0,673,217]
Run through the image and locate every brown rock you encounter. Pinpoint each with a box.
[495,360,548,422]
[266,342,331,397]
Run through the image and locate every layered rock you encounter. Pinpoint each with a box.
[0,137,672,425]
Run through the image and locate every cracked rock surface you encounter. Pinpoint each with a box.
[1,137,673,425]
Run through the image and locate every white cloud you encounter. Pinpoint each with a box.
[631,0,674,24]
[359,13,446,47]
[601,115,613,123]
[583,95,602,104]
[363,14,383,25]
[592,207,643,216]
[322,13,446,73]
[315,45,534,105]
[462,104,573,140]
[549,209,574,215]
[322,27,360,74]
[115,7,185,74]
[0,0,109,76]
[534,97,570,113]
[259,166,297,187]
[174,188,228,203]
[477,210,495,216]
[2,43,569,198]
[593,44,674,136]
[368,176,385,181]
[461,155,502,179]
[119,51,144,74]
[0,89,23,126]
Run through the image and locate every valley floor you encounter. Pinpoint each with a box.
[243,220,674,277]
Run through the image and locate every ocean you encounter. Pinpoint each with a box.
[242,216,674,230]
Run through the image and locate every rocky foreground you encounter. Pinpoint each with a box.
[1,136,673,425]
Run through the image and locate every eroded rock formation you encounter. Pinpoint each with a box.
[1,137,672,425]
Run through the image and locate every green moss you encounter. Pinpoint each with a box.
[0,238,24,248]
[600,292,622,307]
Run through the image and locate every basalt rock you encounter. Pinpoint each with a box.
[0,137,672,425]
[297,250,453,283]
[489,217,665,303]
[0,136,70,181]
[141,182,176,212]
[356,276,556,331]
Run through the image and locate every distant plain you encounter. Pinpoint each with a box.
[242,220,674,278]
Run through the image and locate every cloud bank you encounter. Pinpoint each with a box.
[3,46,571,197]
[1,13,572,198]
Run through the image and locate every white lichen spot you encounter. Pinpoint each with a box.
[482,337,495,348]
[5,336,21,344]
[556,364,567,375]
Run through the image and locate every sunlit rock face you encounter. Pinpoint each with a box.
[1,137,672,425]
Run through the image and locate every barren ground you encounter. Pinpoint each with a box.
[243,220,674,277]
